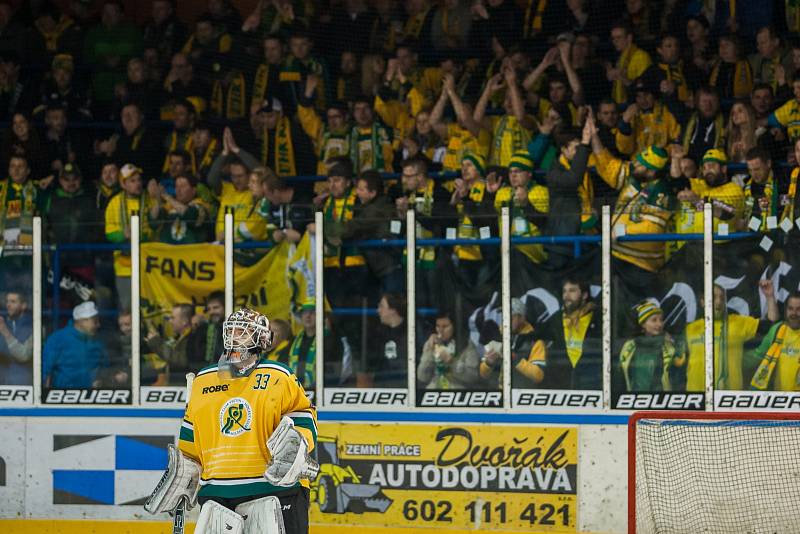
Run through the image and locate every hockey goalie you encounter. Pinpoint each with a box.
[145,308,319,534]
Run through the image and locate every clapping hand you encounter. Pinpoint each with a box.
[486,171,503,193]
[487,73,504,93]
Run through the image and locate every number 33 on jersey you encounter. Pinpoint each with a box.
[178,360,318,499]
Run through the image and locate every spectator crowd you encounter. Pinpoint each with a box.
[1,0,800,395]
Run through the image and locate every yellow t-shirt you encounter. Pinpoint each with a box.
[104,193,151,277]
[178,360,317,499]
[489,115,532,167]
[216,182,255,239]
[455,180,487,261]
[564,311,593,368]
[773,98,800,142]
[613,45,652,104]
[443,123,488,171]
[773,327,800,391]
[494,183,549,263]
[685,314,759,391]
[617,103,681,156]
[674,179,745,238]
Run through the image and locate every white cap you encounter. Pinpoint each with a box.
[120,163,142,182]
[511,298,525,316]
[73,301,99,321]
[258,98,282,114]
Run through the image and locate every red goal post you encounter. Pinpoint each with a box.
[628,411,800,534]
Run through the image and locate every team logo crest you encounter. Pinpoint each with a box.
[219,397,253,436]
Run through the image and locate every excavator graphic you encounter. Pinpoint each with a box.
[310,436,393,514]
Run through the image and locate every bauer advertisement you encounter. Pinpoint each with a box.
[309,423,578,532]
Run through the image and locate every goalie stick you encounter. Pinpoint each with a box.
[172,372,195,534]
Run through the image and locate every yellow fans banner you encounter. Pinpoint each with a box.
[310,423,578,532]
[288,231,315,316]
[140,242,294,324]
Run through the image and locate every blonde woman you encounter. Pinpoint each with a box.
[233,166,278,266]
[726,100,757,164]
[360,54,386,97]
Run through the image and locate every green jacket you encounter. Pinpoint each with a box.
[84,22,142,102]
[619,334,679,392]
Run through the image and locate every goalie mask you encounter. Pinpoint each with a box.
[219,308,274,379]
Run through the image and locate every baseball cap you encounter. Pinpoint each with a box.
[52,53,74,73]
[60,163,81,178]
[258,98,283,114]
[327,157,353,180]
[511,298,525,316]
[702,148,728,165]
[556,32,575,44]
[73,301,99,321]
[120,163,142,182]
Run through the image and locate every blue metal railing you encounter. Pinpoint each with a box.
[41,229,763,332]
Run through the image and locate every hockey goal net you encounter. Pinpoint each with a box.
[628,411,800,534]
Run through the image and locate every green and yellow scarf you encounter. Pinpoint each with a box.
[261,117,296,177]
[211,72,247,120]
[349,123,388,172]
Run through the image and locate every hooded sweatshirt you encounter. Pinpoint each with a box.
[43,321,107,388]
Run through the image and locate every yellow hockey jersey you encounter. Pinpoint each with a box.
[178,359,317,499]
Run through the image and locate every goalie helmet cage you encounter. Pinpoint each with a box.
[628,411,800,534]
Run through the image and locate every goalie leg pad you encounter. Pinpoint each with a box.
[265,417,319,486]
[144,444,201,514]
[195,500,244,534]
[235,495,286,534]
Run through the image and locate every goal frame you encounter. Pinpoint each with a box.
[627,411,800,534]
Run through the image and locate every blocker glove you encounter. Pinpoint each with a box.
[265,416,319,486]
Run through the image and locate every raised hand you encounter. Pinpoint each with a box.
[395,196,410,215]
[502,64,517,84]
[539,108,561,135]
[224,127,240,154]
[242,0,264,32]
[385,58,399,82]
[451,178,468,203]
[759,278,775,298]
[487,73,504,93]
[147,178,162,199]
[557,40,571,62]
[543,46,560,67]
[305,74,320,96]
[514,185,528,204]
[670,143,686,160]
[621,103,638,124]
[581,108,596,144]
[442,73,456,94]
[486,171,503,193]
[470,0,489,19]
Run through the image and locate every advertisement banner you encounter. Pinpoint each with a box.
[0,418,26,519]
[140,241,293,324]
[24,418,180,520]
[0,385,32,405]
[310,423,578,532]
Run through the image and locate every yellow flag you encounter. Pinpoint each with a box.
[140,242,292,329]
[287,232,315,329]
